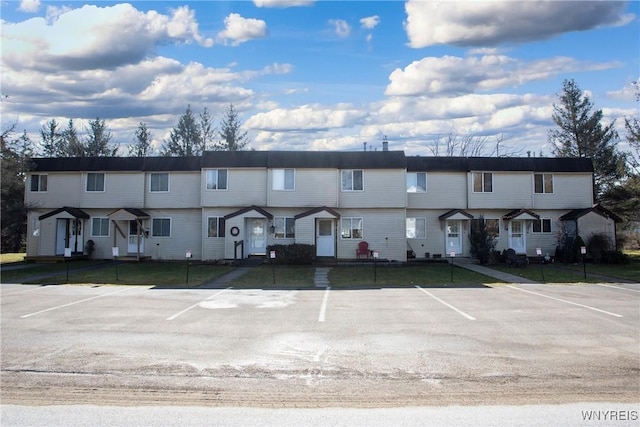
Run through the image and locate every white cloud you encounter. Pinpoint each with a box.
[404,0,633,47]
[217,13,267,46]
[245,104,367,131]
[2,4,213,72]
[329,19,351,38]
[360,15,380,30]
[18,0,40,13]
[385,54,620,96]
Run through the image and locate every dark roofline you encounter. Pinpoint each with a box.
[39,207,89,220]
[406,156,593,173]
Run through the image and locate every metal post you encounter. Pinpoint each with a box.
[581,246,587,280]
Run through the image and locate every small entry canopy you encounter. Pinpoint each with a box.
[39,206,89,221]
[108,208,150,221]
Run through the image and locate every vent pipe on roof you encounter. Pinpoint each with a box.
[363,142,367,152]
[382,135,389,151]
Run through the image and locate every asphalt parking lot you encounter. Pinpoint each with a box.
[1,281,639,423]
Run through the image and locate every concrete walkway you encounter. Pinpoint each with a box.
[456,262,540,284]
[314,267,331,288]
[198,267,252,289]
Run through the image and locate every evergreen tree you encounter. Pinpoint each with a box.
[548,79,626,199]
[215,103,249,151]
[469,215,497,264]
[62,119,84,157]
[85,117,118,156]
[199,107,216,152]
[162,105,204,156]
[1,125,32,252]
[40,119,64,157]
[128,122,153,157]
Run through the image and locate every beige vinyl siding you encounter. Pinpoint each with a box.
[468,172,532,209]
[25,172,82,207]
[578,211,616,244]
[336,208,406,261]
[81,172,145,208]
[534,173,593,209]
[25,210,45,256]
[146,172,200,208]
[202,208,234,261]
[146,209,202,260]
[201,168,267,207]
[267,169,338,207]
[409,210,474,258]
[339,170,406,208]
[407,172,467,209]
[525,210,566,258]
[295,216,314,245]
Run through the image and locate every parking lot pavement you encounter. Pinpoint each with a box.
[1,282,639,409]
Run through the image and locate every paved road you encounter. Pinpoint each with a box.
[1,281,638,425]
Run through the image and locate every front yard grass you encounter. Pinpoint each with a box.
[229,264,503,288]
[1,260,233,288]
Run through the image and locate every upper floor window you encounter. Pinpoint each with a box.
[406,217,426,238]
[532,218,552,233]
[274,217,295,239]
[341,170,363,191]
[152,218,171,237]
[472,172,492,193]
[86,173,105,192]
[341,217,363,239]
[150,173,169,192]
[534,173,553,193]
[407,172,427,193]
[272,169,295,191]
[91,217,110,237]
[30,174,47,192]
[207,217,224,238]
[206,169,228,190]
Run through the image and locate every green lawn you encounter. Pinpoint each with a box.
[229,264,502,288]
[0,260,233,288]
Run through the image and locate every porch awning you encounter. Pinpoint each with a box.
[559,204,622,223]
[294,206,340,220]
[502,209,540,221]
[439,209,474,221]
[108,208,150,221]
[39,207,89,221]
[224,205,273,220]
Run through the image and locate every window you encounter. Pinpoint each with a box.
[406,172,426,193]
[86,173,105,192]
[30,174,48,192]
[341,217,363,239]
[473,172,492,192]
[206,169,228,190]
[532,218,552,233]
[207,217,224,238]
[91,217,110,237]
[274,217,295,239]
[341,170,363,191]
[534,173,553,193]
[272,169,295,191]
[150,173,169,192]
[406,218,426,239]
[152,218,171,237]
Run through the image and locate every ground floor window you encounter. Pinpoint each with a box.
[274,217,295,239]
[406,217,426,238]
[152,218,171,237]
[207,217,224,237]
[532,218,552,233]
[341,217,363,239]
[91,217,110,237]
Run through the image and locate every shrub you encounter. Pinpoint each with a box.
[266,244,315,265]
[586,233,612,264]
[570,235,586,263]
[602,250,630,264]
[469,215,497,264]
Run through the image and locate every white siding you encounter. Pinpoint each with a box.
[146,172,200,208]
[337,208,406,261]
[201,168,267,207]
[268,169,338,207]
[468,172,532,209]
[81,172,145,209]
[407,172,467,209]
[534,173,593,209]
[339,170,406,208]
[25,172,82,208]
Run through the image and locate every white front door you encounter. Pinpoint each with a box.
[509,220,526,253]
[446,220,462,255]
[316,219,335,257]
[56,219,67,255]
[247,218,266,255]
[128,220,145,254]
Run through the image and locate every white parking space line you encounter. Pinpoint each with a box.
[415,286,476,320]
[20,287,134,318]
[505,285,623,317]
[166,287,232,321]
[318,286,330,322]
[592,283,640,293]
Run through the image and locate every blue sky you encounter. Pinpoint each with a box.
[1,0,638,156]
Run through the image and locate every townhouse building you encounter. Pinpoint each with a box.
[25,151,620,262]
